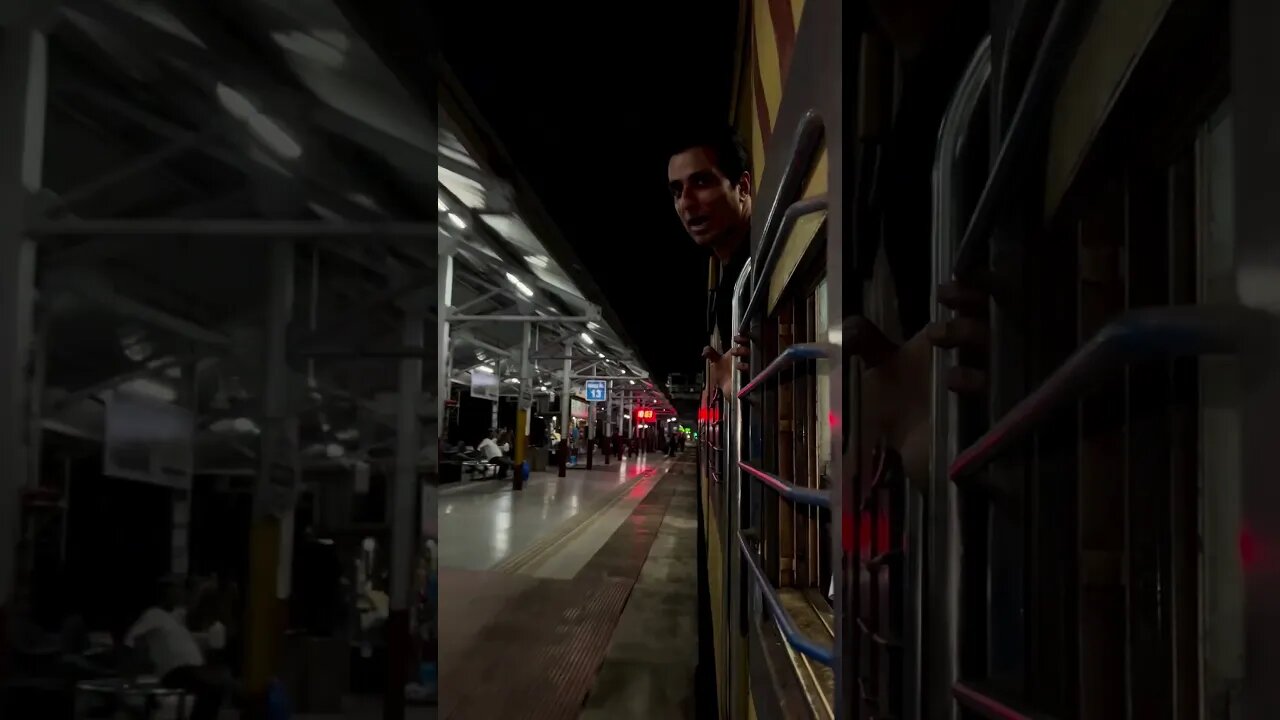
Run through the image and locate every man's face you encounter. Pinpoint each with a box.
[668,147,749,250]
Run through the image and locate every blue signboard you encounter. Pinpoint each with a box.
[584,380,607,402]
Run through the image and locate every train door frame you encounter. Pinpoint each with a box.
[934,2,1244,718]
[722,1,851,718]
[1230,2,1280,716]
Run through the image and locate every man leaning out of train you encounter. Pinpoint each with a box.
[666,125,988,481]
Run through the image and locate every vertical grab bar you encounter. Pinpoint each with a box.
[725,258,752,720]
[737,111,825,338]
[928,35,992,720]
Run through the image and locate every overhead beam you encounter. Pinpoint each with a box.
[452,289,499,315]
[49,285,230,346]
[28,218,434,238]
[52,73,379,223]
[43,122,229,218]
[448,313,598,323]
[318,239,393,277]
[294,345,434,359]
[143,3,414,218]
[451,331,516,359]
[47,93,209,202]
[298,268,435,345]
[42,191,257,267]
[45,353,213,415]
[50,81,254,175]
[443,231,596,346]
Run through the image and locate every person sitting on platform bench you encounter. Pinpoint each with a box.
[123,578,231,720]
[477,429,512,479]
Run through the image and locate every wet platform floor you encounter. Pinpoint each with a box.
[438,455,699,719]
[438,454,664,571]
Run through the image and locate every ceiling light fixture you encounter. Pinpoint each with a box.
[248,114,302,159]
[215,82,301,160]
[580,333,593,345]
[448,213,467,229]
[506,272,535,298]
[271,29,346,68]
[215,83,255,121]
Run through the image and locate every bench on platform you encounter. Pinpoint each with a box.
[461,460,499,481]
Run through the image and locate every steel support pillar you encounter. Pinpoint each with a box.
[385,293,424,720]
[245,240,297,715]
[0,25,44,676]
[171,360,198,576]
[606,383,614,436]
[437,253,454,440]
[559,339,571,477]
[586,401,594,470]
[490,360,501,431]
[514,323,531,488]
[624,396,633,456]
[603,381,612,465]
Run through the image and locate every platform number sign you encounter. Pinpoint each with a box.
[585,380,607,402]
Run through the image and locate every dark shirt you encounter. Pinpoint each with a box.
[709,245,750,352]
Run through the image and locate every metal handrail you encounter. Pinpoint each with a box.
[928,35,991,718]
[951,0,1101,278]
[739,461,831,508]
[737,531,834,666]
[738,196,829,333]
[950,305,1278,480]
[736,112,825,339]
[737,343,830,398]
[724,256,752,720]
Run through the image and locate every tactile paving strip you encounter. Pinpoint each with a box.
[440,472,679,719]
[492,464,662,574]
[574,473,678,583]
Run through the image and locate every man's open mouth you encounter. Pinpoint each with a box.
[688,216,710,232]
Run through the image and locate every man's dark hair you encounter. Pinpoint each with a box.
[667,125,750,182]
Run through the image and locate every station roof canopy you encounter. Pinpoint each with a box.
[435,78,671,412]
[25,0,671,477]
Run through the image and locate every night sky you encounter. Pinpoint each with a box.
[437,2,741,381]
